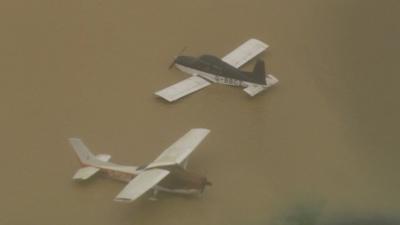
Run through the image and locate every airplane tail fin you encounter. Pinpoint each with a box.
[69,138,113,180]
[251,60,267,85]
[69,138,96,165]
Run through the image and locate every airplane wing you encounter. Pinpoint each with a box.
[114,169,169,202]
[222,38,268,68]
[155,76,211,102]
[146,128,210,169]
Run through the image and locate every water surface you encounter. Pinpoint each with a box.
[0,1,399,224]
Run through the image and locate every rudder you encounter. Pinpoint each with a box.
[69,138,95,164]
[251,60,267,85]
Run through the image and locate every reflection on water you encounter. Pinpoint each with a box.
[271,200,400,225]
[271,199,325,225]
[324,214,400,225]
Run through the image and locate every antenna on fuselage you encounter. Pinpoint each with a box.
[168,46,187,69]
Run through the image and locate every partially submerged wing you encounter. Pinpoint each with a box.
[155,76,211,102]
[222,39,268,68]
[146,128,210,169]
[114,169,169,202]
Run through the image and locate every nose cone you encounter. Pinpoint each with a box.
[200,178,212,193]
[202,177,212,188]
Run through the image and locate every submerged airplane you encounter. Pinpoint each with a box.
[69,128,211,203]
[155,38,279,102]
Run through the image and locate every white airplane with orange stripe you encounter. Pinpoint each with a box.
[68,128,211,203]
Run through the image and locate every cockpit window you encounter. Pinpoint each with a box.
[199,55,220,64]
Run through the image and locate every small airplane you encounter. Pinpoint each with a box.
[155,38,279,102]
[68,128,211,203]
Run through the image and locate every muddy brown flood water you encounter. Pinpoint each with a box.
[0,1,399,225]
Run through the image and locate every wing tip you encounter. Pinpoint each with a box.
[68,137,81,142]
[248,38,269,49]
[113,197,134,203]
[72,175,87,180]
[154,92,176,102]
[191,128,211,134]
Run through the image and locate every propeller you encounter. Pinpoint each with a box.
[168,46,187,69]
[200,169,212,193]
[201,179,212,194]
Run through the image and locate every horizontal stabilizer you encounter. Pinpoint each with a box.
[96,154,111,162]
[155,76,211,102]
[243,74,279,96]
[73,166,100,180]
[114,169,169,202]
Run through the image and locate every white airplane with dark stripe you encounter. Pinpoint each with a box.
[155,39,278,102]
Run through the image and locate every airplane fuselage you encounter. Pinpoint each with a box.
[174,55,266,87]
[95,163,210,195]
[176,64,244,87]
[156,165,211,194]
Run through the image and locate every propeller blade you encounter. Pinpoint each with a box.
[168,46,187,69]
[168,58,176,69]
[179,46,187,55]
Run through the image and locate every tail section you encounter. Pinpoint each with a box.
[69,138,96,165]
[69,138,112,180]
[251,60,267,85]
